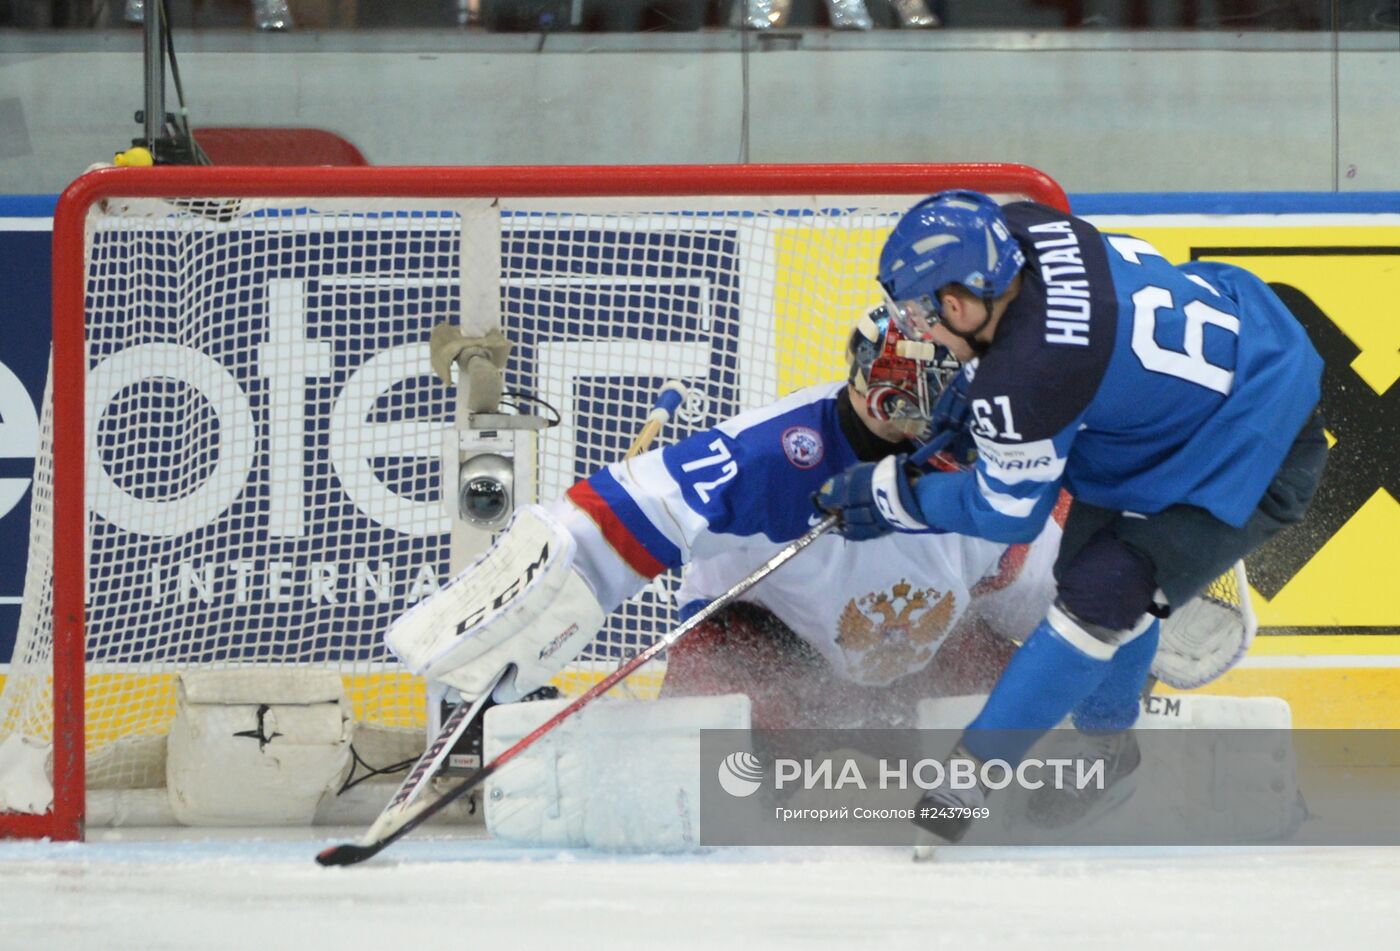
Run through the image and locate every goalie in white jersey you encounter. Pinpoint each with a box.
[389,307,1061,730]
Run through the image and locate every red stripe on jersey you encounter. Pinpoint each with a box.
[971,489,1072,597]
[972,543,1030,597]
[566,481,669,580]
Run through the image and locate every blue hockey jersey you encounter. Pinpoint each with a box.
[915,202,1323,542]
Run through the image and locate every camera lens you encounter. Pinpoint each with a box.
[462,475,509,524]
[458,452,515,528]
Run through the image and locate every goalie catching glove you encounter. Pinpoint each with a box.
[385,505,605,702]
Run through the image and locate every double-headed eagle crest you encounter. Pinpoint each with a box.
[836,581,956,684]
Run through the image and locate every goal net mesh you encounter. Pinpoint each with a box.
[0,171,1063,812]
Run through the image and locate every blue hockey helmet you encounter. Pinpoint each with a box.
[877,190,1026,342]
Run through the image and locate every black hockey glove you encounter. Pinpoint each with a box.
[813,455,934,540]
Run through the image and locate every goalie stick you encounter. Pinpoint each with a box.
[316,380,688,866]
[316,511,838,866]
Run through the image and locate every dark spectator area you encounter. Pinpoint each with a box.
[2,0,1396,30]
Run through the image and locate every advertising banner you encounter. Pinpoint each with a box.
[1,192,1396,728]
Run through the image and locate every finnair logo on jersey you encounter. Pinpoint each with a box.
[976,438,1062,484]
[1000,457,1053,471]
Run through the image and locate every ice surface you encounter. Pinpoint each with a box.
[1,827,1397,951]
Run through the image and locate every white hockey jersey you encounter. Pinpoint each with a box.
[550,382,1059,687]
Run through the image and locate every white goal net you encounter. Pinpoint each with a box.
[0,164,1066,834]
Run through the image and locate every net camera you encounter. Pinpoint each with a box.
[457,453,514,530]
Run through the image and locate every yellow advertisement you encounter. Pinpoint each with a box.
[1098,221,1400,630]
[1083,215,1400,725]
[769,211,1400,725]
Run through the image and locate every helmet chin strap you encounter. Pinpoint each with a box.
[940,289,996,356]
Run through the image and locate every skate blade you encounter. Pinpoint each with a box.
[912,827,942,862]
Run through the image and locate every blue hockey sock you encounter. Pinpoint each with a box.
[1071,619,1160,733]
[962,617,1114,765]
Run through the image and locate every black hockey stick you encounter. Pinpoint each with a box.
[343,668,506,848]
[316,513,837,866]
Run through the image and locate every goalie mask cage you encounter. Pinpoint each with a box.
[0,163,1068,840]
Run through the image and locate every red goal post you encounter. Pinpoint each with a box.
[3,163,1068,841]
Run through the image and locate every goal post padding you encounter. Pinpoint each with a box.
[1,164,1068,839]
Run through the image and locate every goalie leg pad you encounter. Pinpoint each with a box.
[484,694,752,852]
[480,697,589,848]
[386,505,605,701]
[1137,691,1291,729]
[920,694,1299,843]
[1116,695,1299,843]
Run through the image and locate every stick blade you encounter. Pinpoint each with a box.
[315,841,383,867]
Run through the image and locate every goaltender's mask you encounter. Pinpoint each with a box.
[846,306,960,440]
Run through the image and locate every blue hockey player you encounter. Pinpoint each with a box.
[815,190,1327,842]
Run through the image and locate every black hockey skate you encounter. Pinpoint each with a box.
[440,684,560,776]
[911,793,978,845]
[910,745,988,846]
[1024,729,1141,833]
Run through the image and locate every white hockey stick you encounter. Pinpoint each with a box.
[317,380,689,865]
[317,512,837,866]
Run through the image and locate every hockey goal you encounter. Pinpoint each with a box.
[0,163,1068,839]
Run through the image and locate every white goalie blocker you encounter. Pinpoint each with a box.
[386,505,606,702]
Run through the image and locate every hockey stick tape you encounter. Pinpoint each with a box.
[648,381,689,423]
